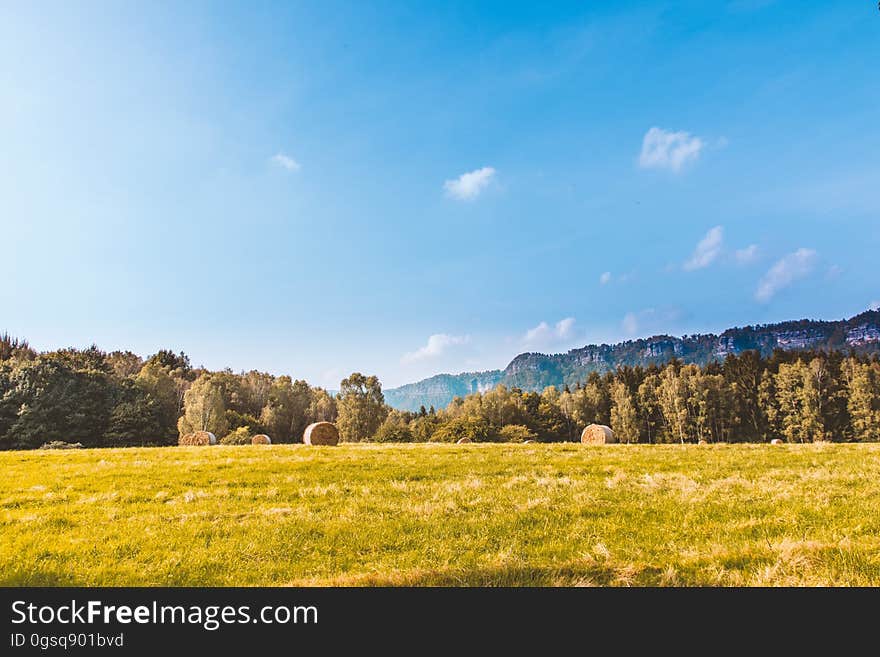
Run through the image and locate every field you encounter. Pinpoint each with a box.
[2,443,880,586]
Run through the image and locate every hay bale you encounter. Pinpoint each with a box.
[251,434,272,445]
[770,438,784,445]
[303,422,339,446]
[581,424,616,445]
[456,437,472,444]
[39,441,83,450]
[523,440,536,444]
[698,439,708,445]
[178,431,217,446]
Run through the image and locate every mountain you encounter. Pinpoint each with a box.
[384,371,503,413]
[384,310,880,411]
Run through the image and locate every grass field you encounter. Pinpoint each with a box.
[2,443,880,586]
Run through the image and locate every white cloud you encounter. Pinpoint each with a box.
[638,127,704,172]
[444,167,495,200]
[622,312,640,336]
[599,271,612,285]
[755,248,817,303]
[735,244,759,264]
[271,153,300,171]
[320,367,343,388]
[869,301,880,312]
[621,308,683,337]
[523,323,549,342]
[402,334,469,363]
[556,317,575,339]
[826,264,843,280]
[683,226,724,271]
[522,318,576,348]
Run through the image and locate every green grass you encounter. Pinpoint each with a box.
[2,443,880,586]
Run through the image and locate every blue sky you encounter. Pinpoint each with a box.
[1,1,878,388]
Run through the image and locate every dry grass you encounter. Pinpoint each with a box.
[1,443,879,586]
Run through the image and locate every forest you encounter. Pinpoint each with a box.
[1,332,879,449]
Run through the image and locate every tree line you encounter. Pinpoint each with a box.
[0,336,333,449]
[1,332,878,449]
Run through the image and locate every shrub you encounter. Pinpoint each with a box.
[498,424,536,443]
[373,413,414,442]
[226,410,265,434]
[220,426,252,445]
[409,416,440,442]
[431,416,495,443]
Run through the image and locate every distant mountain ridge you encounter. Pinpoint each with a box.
[384,310,880,411]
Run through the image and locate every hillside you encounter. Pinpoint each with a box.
[385,310,880,411]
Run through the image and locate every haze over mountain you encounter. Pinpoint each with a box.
[385,311,880,412]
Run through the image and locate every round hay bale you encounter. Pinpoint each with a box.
[770,438,784,445]
[581,424,616,445]
[523,440,536,444]
[303,422,339,446]
[178,431,216,446]
[251,434,272,445]
[456,437,472,444]
[698,439,708,445]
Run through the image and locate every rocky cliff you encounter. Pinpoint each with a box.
[384,310,880,412]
